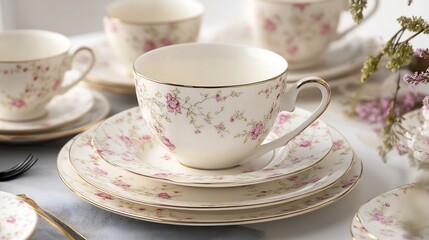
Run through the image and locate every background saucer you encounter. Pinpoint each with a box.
[0,87,94,133]
[0,91,110,144]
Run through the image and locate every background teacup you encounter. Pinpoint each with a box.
[251,0,379,69]
[134,43,331,170]
[0,30,95,121]
[104,0,204,73]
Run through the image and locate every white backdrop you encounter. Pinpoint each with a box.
[0,0,427,47]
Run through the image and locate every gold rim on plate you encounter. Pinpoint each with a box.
[57,157,363,225]
[67,123,355,210]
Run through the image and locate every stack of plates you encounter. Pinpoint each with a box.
[58,107,362,226]
[0,87,110,144]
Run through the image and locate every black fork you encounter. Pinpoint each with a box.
[0,155,38,181]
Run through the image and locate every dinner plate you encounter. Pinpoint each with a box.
[59,139,362,225]
[0,87,94,133]
[357,184,429,240]
[70,124,351,210]
[92,107,332,187]
[0,191,38,240]
[0,90,110,143]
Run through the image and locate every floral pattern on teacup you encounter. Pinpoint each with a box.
[0,192,38,240]
[0,59,65,111]
[104,17,201,67]
[92,107,334,186]
[358,184,429,240]
[136,77,285,146]
[74,112,353,209]
[59,141,362,223]
[253,1,343,64]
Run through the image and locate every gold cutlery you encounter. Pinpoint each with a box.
[18,194,86,240]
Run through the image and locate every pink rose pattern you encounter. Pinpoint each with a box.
[137,77,286,144]
[166,93,181,114]
[0,59,65,111]
[359,185,420,239]
[105,18,201,53]
[257,4,337,57]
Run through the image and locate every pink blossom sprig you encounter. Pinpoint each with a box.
[423,96,429,110]
[415,48,429,59]
[354,89,425,124]
[403,68,429,85]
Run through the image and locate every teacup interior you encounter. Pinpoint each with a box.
[134,43,287,87]
[0,30,70,61]
[107,0,204,23]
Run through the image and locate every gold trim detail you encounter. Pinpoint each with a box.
[57,157,363,225]
[69,126,355,210]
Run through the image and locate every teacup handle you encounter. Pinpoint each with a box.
[250,77,331,160]
[58,47,95,95]
[333,0,380,41]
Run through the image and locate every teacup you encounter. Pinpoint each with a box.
[0,30,95,121]
[104,0,204,73]
[134,43,331,170]
[251,0,379,69]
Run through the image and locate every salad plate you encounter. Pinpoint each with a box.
[59,139,362,225]
[0,87,94,133]
[92,107,332,187]
[70,125,352,210]
[357,184,429,240]
[351,214,376,240]
[0,191,38,240]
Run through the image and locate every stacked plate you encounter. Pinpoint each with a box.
[57,107,362,226]
[0,87,110,144]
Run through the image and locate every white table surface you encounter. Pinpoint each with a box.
[1,1,429,239]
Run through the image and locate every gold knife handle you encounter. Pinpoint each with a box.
[18,194,76,240]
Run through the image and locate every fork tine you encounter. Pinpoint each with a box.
[0,155,33,174]
[0,156,38,180]
[4,156,35,174]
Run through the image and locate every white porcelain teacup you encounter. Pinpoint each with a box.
[104,0,204,73]
[134,43,331,170]
[251,0,379,69]
[0,30,95,121]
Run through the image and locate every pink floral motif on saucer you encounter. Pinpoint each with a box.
[0,191,38,240]
[59,139,362,225]
[0,87,94,133]
[69,124,352,210]
[91,107,332,187]
[357,184,429,240]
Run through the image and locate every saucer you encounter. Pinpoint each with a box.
[59,138,362,225]
[0,191,38,240]
[357,184,429,240]
[351,215,376,240]
[92,107,332,187]
[0,90,110,143]
[70,124,351,210]
[74,39,135,93]
[207,22,379,83]
[0,87,94,133]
